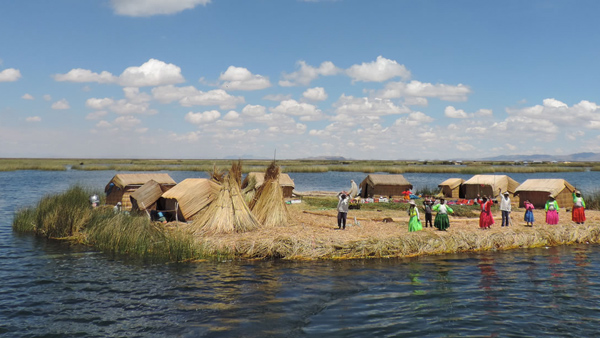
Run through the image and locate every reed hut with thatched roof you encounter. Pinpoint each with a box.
[359,174,412,198]
[241,172,295,198]
[463,175,520,199]
[130,179,173,212]
[105,173,176,211]
[438,178,465,199]
[514,179,576,208]
[157,178,220,222]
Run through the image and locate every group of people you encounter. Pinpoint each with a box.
[335,187,588,232]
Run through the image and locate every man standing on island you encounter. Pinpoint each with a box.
[499,188,511,227]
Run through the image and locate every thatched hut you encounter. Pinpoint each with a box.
[514,179,576,208]
[157,178,220,222]
[438,178,465,199]
[359,174,412,198]
[463,175,520,199]
[241,172,295,198]
[104,173,176,211]
[248,162,290,227]
[130,179,173,212]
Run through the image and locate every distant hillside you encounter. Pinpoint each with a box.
[482,152,600,162]
[300,156,349,161]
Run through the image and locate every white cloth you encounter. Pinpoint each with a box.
[337,195,350,213]
[500,195,511,212]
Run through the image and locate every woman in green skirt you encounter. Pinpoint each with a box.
[432,198,453,231]
[408,201,423,232]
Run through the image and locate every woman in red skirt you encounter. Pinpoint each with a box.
[477,195,495,229]
[572,190,586,224]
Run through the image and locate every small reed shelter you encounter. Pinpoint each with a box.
[359,174,412,198]
[130,179,172,212]
[514,179,576,208]
[241,172,295,198]
[463,175,520,199]
[157,178,220,222]
[105,173,176,211]
[438,178,465,199]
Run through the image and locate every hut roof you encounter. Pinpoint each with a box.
[105,173,176,191]
[362,174,412,186]
[130,180,163,210]
[242,172,295,188]
[463,175,520,192]
[438,178,464,189]
[514,179,576,197]
[160,178,220,220]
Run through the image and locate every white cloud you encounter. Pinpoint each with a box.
[96,120,112,128]
[26,116,41,122]
[21,93,34,100]
[53,69,117,83]
[270,99,324,121]
[241,104,267,117]
[346,56,410,83]
[506,99,600,127]
[279,60,341,87]
[86,98,115,110]
[377,80,471,102]
[185,110,221,124]
[114,115,142,129]
[153,85,244,109]
[302,87,328,101]
[334,94,410,117]
[263,93,292,101]
[119,59,185,87]
[444,106,469,118]
[223,110,240,120]
[110,0,211,17]
[86,110,108,120]
[0,68,21,82]
[543,98,568,108]
[219,66,271,91]
[51,99,70,110]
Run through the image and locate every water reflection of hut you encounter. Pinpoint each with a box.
[241,172,295,198]
[463,175,519,199]
[359,174,412,198]
[130,180,173,212]
[514,179,576,208]
[157,178,220,222]
[105,173,176,211]
[438,178,465,199]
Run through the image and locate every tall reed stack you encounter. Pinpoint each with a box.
[249,162,290,227]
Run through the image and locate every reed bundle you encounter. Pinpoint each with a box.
[191,161,261,234]
[249,162,290,227]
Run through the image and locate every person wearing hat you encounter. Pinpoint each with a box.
[432,198,453,231]
[477,194,494,229]
[407,200,422,232]
[572,190,586,224]
[523,199,535,227]
[545,195,559,225]
[336,191,350,230]
[499,189,511,227]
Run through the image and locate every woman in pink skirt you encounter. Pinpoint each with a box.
[545,196,559,225]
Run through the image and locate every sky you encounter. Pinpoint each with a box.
[1,0,599,160]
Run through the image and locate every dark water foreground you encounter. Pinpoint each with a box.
[2,170,600,337]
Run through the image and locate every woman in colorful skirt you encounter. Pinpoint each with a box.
[572,190,586,224]
[433,198,453,231]
[476,195,495,229]
[523,200,535,227]
[545,196,559,225]
[408,201,423,232]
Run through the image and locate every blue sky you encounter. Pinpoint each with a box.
[1,0,599,160]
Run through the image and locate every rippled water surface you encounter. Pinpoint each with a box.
[2,170,600,337]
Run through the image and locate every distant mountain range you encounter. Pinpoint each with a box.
[481,152,600,162]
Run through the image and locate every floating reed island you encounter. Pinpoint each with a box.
[11,161,600,262]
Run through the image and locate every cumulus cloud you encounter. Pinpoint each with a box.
[86,88,157,115]
[270,99,324,121]
[110,0,211,17]
[152,85,244,109]
[506,98,600,127]
[444,106,469,119]
[279,60,341,87]
[263,93,292,101]
[241,104,267,117]
[51,99,70,110]
[86,110,108,120]
[26,116,41,122]
[346,56,410,83]
[53,69,117,83]
[114,115,142,129]
[0,68,21,82]
[302,87,328,101]
[21,93,34,100]
[334,94,410,117]
[377,80,471,102]
[219,66,271,91]
[185,110,221,124]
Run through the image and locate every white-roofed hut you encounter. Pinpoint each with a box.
[359,174,412,198]
[514,179,576,208]
[462,175,520,199]
[104,173,176,211]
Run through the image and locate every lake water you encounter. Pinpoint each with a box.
[2,170,600,337]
